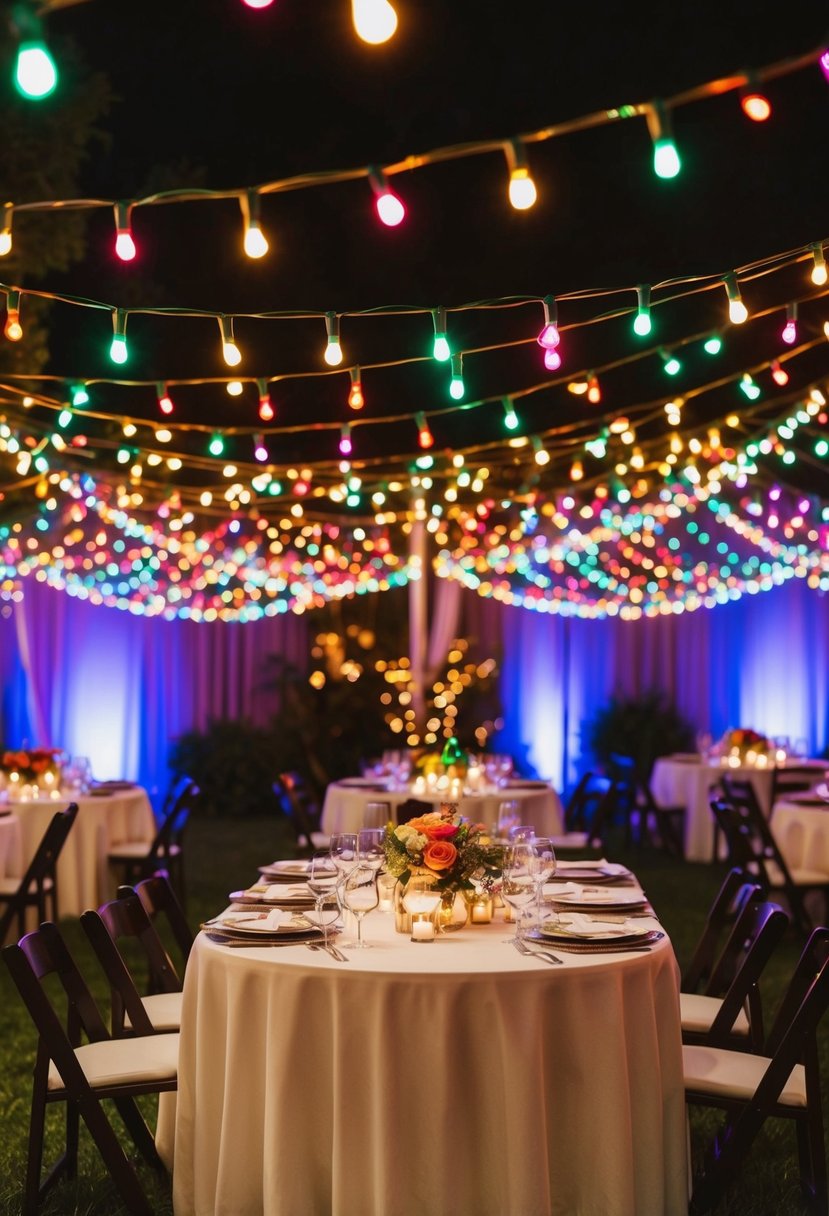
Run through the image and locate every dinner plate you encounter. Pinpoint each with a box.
[229,887,315,906]
[203,913,319,938]
[550,888,649,909]
[258,859,313,880]
[537,919,652,944]
[547,867,622,884]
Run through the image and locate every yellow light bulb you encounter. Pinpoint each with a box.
[244,222,269,259]
[0,230,11,257]
[223,341,242,367]
[728,299,748,325]
[508,167,537,210]
[352,0,398,44]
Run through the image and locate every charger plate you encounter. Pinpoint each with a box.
[527,928,664,953]
[536,920,653,945]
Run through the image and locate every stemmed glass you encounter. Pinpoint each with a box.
[358,828,385,872]
[342,864,379,948]
[307,853,340,948]
[529,837,557,928]
[500,842,536,944]
[329,833,358,877]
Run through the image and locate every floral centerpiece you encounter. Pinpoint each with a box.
[718,729,772,761]
[0,746,63,784]
[384,802,503,899]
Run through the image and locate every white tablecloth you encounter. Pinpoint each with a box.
[321,779,564,837]
[9,787,156,916]
[651,756,826,863]
[0,813,23,879]
[771,794,829,874]
[162,893,688,1216]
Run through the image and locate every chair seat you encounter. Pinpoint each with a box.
[47,1031,180,1091]
[109,842,181,862]
[124,991,183,1033]
[680,991,750,1037]
[0,874,53,896]
[683,1043,807,1107]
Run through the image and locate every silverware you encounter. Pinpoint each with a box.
[512,938,563,965]
[307,941,349,962]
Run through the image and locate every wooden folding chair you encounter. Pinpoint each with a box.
[0,803,79,943]
[108,779,198,907]
[685,927,829,1214]
[681,868,764,994]
[118,868,194,981]
[3,921,177,1216]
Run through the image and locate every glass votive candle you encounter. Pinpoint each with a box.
[410,913,436,942]
[377,871,397,912]
[467,892,493,924]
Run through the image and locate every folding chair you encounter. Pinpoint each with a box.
[119,869,194,980]
[0,803,79,943]
[274,772,328,853]
[681,868,764,994]
[680,898,789,1050]
[547,771,614,853]
[3,921,178,1216]
[684,927,829,1214]
[712,788,829,936]
[80,892,182,1037]
[108,779,198,907]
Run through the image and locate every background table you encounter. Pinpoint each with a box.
[9,786,156,916]
[771,793,829,877]
[651,755,826,863]
[321,778,564,837]
[0,813,23,881]
[162,903,687,1216]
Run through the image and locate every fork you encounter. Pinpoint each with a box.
[308,941,349,962]
[512,938,563,965]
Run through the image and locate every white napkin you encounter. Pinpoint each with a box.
[222,908,292,930]
[244,883,309,900]
[542,881,580,898]
[556,912,632,938]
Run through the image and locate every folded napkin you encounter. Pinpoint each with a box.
[541,881,580,898]
[246,883,310,900]
[221,908,293,930]
[555,912,634,938]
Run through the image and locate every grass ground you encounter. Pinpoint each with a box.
[0,815,822,1215]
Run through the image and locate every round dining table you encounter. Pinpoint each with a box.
[771,791,829,876]
[6,785,156,917]
[161,891,688,1216]
[321,777,564,837]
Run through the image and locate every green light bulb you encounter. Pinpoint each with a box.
[653,139,680,180]
[14,42,57,99]
[703,335,723,355]
[208,433,225,457]
[109,335,128,364]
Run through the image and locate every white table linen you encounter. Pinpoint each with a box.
[651,756,826,863]
[771,794,829,876]
[0,813,23,880]
[162,892,688,1216]
[9,787,155,915]
[321,778,564,837]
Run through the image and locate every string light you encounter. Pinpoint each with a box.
[587,373,601,404]
[324,312,343,366]
[505,139,537,210]
[770,359,789,386]
[647,101,681,179]
[0,205,12,257]
[449,353,465,400]
[781,302,798,344]
[703,334,723,355]
[241,189,269,258]
[156,382,174,415]
[810,242,827,286]
[4,290,22,341]
[219,315,242,366]
[348,367,364,410]
[12,6,58,101]
[241,0,274,10]
[740,74,772,122]
[739,373,761,400]
[502,398,519,431]
[109,309,129,364]
[536,295,560,370]
[659,348,682,376]
[532,436,550,466]
[820,50,829,83]
[257,379,274,421]
[339,424,353,456]
[253,434,269,462]
[114,202,136,262]
[569,458,584,481]
[208,433,225,457]
[227,380,244,397]
[724,273,748,324]
[431,307,450,362]
[352,0,398,44]
[368,167,405,227]
[633,285,652,337]
[70,383,89,408]
[416,412,434,448]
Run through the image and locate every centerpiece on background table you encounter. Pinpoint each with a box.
[384,801,504,933]
[0,746,64,798]
[714,728,779,767]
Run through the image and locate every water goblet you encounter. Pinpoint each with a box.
[343,864,379,948]
[329,833,358,877]
[363,801,391,830]
[358,828,386,872]
[529,837,557,928]
[307,853,341,948]
[508,823,536,843]
[497,799,521,839]
[500,843,536,944]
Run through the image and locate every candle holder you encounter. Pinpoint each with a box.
[402,877,441,941]
[464,890,493,924]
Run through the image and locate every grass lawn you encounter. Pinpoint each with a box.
[0,815,822,1215]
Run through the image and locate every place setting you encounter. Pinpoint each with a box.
[528,911,664,955]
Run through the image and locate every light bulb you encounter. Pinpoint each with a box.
[740,374,761,400]
[508,167,537,210]
[0,205,12,257]
[348,368,364,410]
[324,312,343,366]
[244,222,268,258]
[257,380,274,421]
[537,296,559,349]
[740,84,771,122]
[339,425,353,456]
[724,274,748,324]
[109,309,128,363]
[703,335,723,355]
[219,316,241,366]
[242,0,274,7]
[431,307,450,361]
[416,412,433,448]
[770,359,789,386]
[156,383,174,414]
[208,433,225,457]
[227,380,244,397]
[781,303,798,345]
[570,459,584,481]
[254,434,269,462]
[14,42,57,99]
[352,0,398,44]
[660,348,681,376]
[4,291,22,341]
[71,383,89,407]
[449,354,464,400]
[633,285,652,337]
[502,398,519,431]
[544,348,562,371]
[369,168,405,226]
[114,204,136,261]
[587,375,601,404]
[648,102,680,179]
[819,49,829,83]
[810,243,827,286]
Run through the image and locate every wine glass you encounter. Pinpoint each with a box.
[307,853,340,947]
[358,828,385,871]
[329,833,358,877]
[342,864,379,948]
[500,843,536,944]
[362,801,391,829]
[529,837,557,928]
[496,799,521,838]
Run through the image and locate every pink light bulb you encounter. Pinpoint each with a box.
[115,228,136,261]
[537,322,560,350]
[339,434,353,456]
[242,0,274,7]
[781,319,797,345]
[544,348,562,372]
[254,439,268,462]
[375,191,405,227]
[820,49,829,82]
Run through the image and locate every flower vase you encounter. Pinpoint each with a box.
[436,889,469,933]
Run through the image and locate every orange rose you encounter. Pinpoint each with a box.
[423,840,458,872]
[424,822,458,841]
